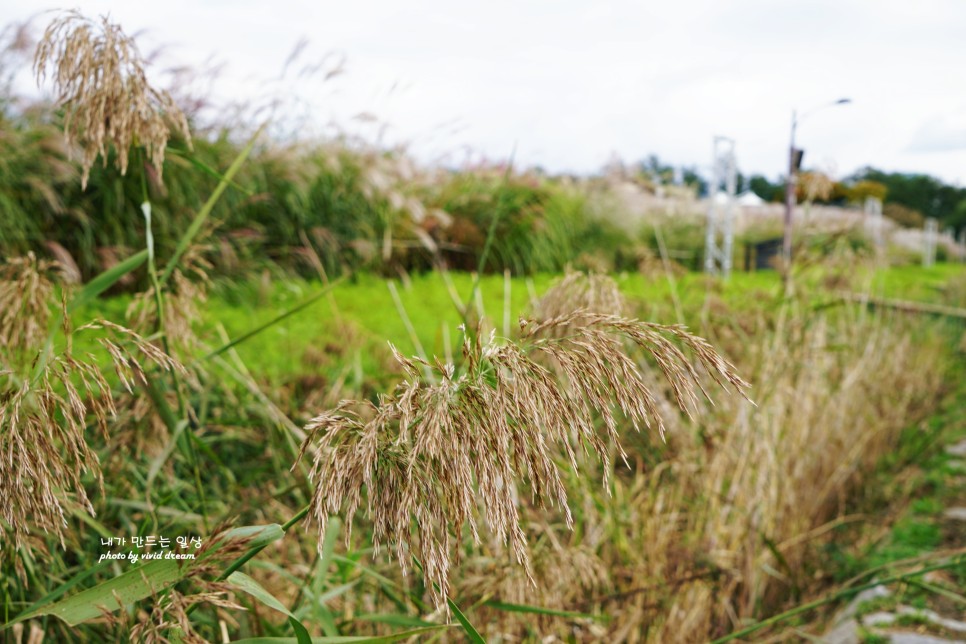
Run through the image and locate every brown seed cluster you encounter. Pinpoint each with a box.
[534,269,624,319]
[0,255,186,577]
[297,308,750,606]
[0,252,59,358]
[33,10,191,188]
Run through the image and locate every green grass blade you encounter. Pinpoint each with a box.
[352,614,437,628]
[317,517,340,584]
[160,124,264,286]
[484,600,606,621]
[6,524,285,629]
[203,279,343,360]
[14,560,113,617]
[68,248,148,313]
[447,598,485,644]
[228,572,312,644]
[167,147,254,197]
[228,625,450,643]
[315,582,359,605]
[10,558,186,627]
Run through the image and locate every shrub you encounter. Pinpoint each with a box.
[883,202,925,228]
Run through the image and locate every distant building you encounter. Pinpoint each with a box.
[736,190,765,207]
[712,190,765,207]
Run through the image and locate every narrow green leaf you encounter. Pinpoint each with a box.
[317,517,341,586]
[905,578,966,606]
[228,572,297,617]
[447,598,485,644]
[68,249,148,313]
[229,625,450,643]
[12,558,185,626]
[160,124,264,285]
[484,600,606,621]
[203,279,343,360]
[147,419,189,489]
[315,582,358,604]
[353,614,437,628]
[6,524,285,629]
[228,572,311,644]
[16,560,113,617]
[167,147,254,196]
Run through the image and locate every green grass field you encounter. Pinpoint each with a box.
[96,264,960,385]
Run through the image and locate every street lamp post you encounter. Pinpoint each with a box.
[782,98,851,269]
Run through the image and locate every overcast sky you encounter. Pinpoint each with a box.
[3,0,966,185]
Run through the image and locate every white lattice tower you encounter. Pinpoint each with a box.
[863,196,884,252]
[923,218,938,267]
[704,136,737,276]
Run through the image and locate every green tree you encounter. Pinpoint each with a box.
[848,180,888,204]
[883,203,925,229]
[848,167,966,230]
[748,175,783,202]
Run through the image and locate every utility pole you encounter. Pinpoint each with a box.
[782,111,799,267]
[782,98,851,278]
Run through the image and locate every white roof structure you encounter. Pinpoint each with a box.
[736,190,765,206]
[712,190,765,206]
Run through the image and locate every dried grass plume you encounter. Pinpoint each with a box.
[0,255,186,578]
[33,10,191,188]
[296,302,750,606]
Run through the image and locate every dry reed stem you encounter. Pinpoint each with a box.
[296,308,750,607]
[34,10,190,188]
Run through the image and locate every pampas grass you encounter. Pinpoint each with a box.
[296,297,751,606]
[34,10,190,188]
[0,255,185,578]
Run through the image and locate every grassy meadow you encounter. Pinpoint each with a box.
[2,11,965,644]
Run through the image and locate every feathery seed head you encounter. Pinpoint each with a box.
[0,283,186,579]
[296,300,750,607]
[34,10,191,188]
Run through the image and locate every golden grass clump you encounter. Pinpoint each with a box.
[33,10,191,188]
[296,311,749,606]
[604,309,944,642]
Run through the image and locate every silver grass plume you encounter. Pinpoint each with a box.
[0,257,186,578]
[296,306,750,606]
[34,10,191,188]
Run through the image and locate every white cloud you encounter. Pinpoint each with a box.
[907,111,966,152]
[3,0,966,184]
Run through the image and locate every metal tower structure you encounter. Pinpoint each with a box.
[704,136,737,276]
[923,218,938,267]
[863,196,884,254]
